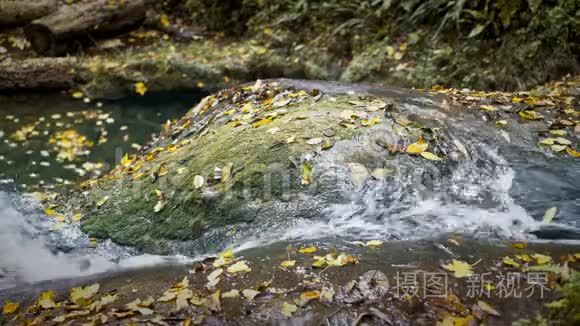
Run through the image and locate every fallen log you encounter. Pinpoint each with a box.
[0,0,58,28]
[24,0,148,56]
[0,57,77,90]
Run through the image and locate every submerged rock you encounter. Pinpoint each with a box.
[63,79,578,253]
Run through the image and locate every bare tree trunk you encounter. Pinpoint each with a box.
[0,0,58,28]
[24,0,148,56]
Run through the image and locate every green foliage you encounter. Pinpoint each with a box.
[546,271,580,323]
[183,0,578,90]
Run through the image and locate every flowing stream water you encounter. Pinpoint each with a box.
[0,92,579,291]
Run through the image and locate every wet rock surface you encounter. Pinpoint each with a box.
[38,78,578,255]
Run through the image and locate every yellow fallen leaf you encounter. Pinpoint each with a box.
[300,291,320,301]
[550,130,567,136]
[480,105,498,112]
[532,254,552,265]
[566,147,580,158]
[555,137,571,145]
[70,283,100,305]
[153,194,165,214]
[242,289,260,300]
[159,14,171,27]
[193,175,205,189]
[252,117,273,128]
[406,139,428,154]
[135,82,147,96]
[515,254,533,262]
[518,110,542,120]
[125,298,154,315]
[280,260,296,268]
[300,160,313,186]
[495,120,508,126]
[298,246,317,254]
[483,283,495,292]
[71,213,83,222]
[365,240,383,246]
[281,302,298,317]
[539,138,556,145]
[176,289,193,311]
[502,256,520,268]
[361,116,381,126]
[72,91,84,99]
[477,300,500,316]
[510,242,527,249]
[420,151,442,161]
[221,162,234,183]
[38,290,57,309]
[226,261,251,274]
[221,290,240,298]
[543,207,557,224]
[327,254,359,266]
[442,260,473,278]
[96,196,109,207]
[2,301,19,314]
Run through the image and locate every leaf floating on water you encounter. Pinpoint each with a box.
[193,175,205,189]
[543,207,557,224]
[495,120,508,126]
[280,260,296,268]
[135,82,148,96]
[221,162,234,183]
[72,91,84,99]
[227,261,251,274]
[286,136,296,143]
[2,301,19,315]
[477,300,501,316]
[479,105,498,112]
[300,160,313,185]
[518,110,542,120]
[551,144,567,152]
[298,246,317,254]
[281,302,298,317]
[442,260,473,278]
[242,289,260,300]
[365,240,383,247]
[566,147,580,158]
[96,196,109,207]
[420,151,442,161]
[406,139,428,154]
[154,189,165,213]
[70,283,100,305]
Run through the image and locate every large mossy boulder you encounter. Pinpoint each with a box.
[70,80,462,253]
[68,79,579,254]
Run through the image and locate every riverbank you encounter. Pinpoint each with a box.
[0,1,577,98]
[1,238,579,325]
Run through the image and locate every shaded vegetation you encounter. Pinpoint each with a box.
[183,0,579,90]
